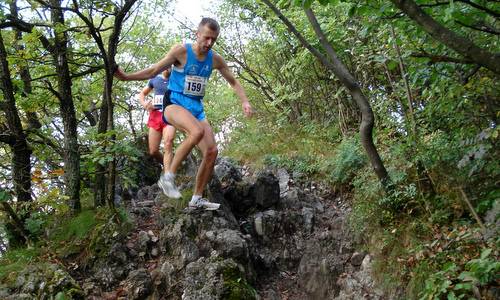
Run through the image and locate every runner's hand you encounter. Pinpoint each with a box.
[143,101,154,112]
[114,67,127,80]
[242,101,253,118]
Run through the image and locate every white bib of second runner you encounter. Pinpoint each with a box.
[152,95,163,109]
[184,75,207,97]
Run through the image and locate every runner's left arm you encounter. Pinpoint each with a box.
[215,54,253,117]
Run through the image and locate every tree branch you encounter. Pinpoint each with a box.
[455,20,500,35]
[390,0,500,74]
[410,52,475,64]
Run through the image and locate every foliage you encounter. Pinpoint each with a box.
[0,247,39,281]
[222,263,257,299]
[0,0,498,297]
[81,130,143,190]
[419,248,500,299]
[327,136,366,185]
[51,210,97,241]
[0,206,132,286]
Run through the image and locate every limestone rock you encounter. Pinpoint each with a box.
[122,268,153,300]
[253,171,280,209]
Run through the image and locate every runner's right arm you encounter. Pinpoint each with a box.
[114,44,184,81]
[138,86,154,111]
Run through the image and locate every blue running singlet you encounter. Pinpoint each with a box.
[164,43,213,122]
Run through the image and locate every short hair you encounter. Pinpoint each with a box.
[198,17,220,33]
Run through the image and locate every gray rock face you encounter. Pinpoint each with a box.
[252,210,281,239]
[122,268,153,300]
[1,157,384,300]
[136,184,161,204]
[182,257,256,300]
[91,242,137,290]
[182,257,226,300]
[204,229,248,261]
[214,157,242,185]
[302,207,315,234]
[281,187,302,209]
[160,215,200,269]
[253,171,280,209]
[1,264,83,299]
[333,255,385,300]
[277,168,290,196]
[350,252,366,267]
[211,160,281,215]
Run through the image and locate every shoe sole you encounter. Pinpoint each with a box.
[188,205,220,211]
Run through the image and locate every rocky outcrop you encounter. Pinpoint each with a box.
[0,264,83,299]
[2,157,383,299]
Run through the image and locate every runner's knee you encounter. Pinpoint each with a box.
[204,145,218,161]
[163,139,174,153]
[164,139,174,151]
[149,148,160,157]
[189,126,204,144]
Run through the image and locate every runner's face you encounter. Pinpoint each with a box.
[196,25,218,53]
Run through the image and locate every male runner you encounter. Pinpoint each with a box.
[115,18,253,210]
[138,67,176,169]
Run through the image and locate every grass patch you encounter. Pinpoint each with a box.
[51,210,97,242]
[0,247,40,282]
[222,264,257,300]
[1,207,133,281]
[223,119,364,187]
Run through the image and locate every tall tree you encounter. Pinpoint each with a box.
[70,0,138,207]
[2,0,82,211]
[0,31,32,246]
[0,31,32,203]
[48,0,81,211]
[261,0,389,184]
[9,0,41,131]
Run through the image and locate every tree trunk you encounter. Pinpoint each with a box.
[390,0,500,75]
[10,0,41,130]
[90,0,137,208]
[50,0,81,212]
[104,71,116,208]
[0,31,32,203]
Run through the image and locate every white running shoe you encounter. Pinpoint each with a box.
[188,198,220,210]
[158,173,181,199]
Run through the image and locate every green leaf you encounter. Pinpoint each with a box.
[453,282,472,291]
[480,248,492,260]
[387,60,398,71]
[55,291,68,300]
[458,271,477,283]
[348,5,357,17]
[0,189,11,202]
[447,291,457,300]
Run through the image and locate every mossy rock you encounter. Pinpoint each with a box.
[183,257,256,300]
[1,263,84,299]
[221,264,257,300]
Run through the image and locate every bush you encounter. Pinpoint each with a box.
[419,248,500,299]
[326,136,367,185]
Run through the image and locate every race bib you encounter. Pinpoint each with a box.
[152,95,163,110]
[184,75,207,97]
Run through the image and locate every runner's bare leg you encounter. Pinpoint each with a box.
[162,125,176,170]
[163,105,204,175]
[148,127,163,164]
[194,120,217,196]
